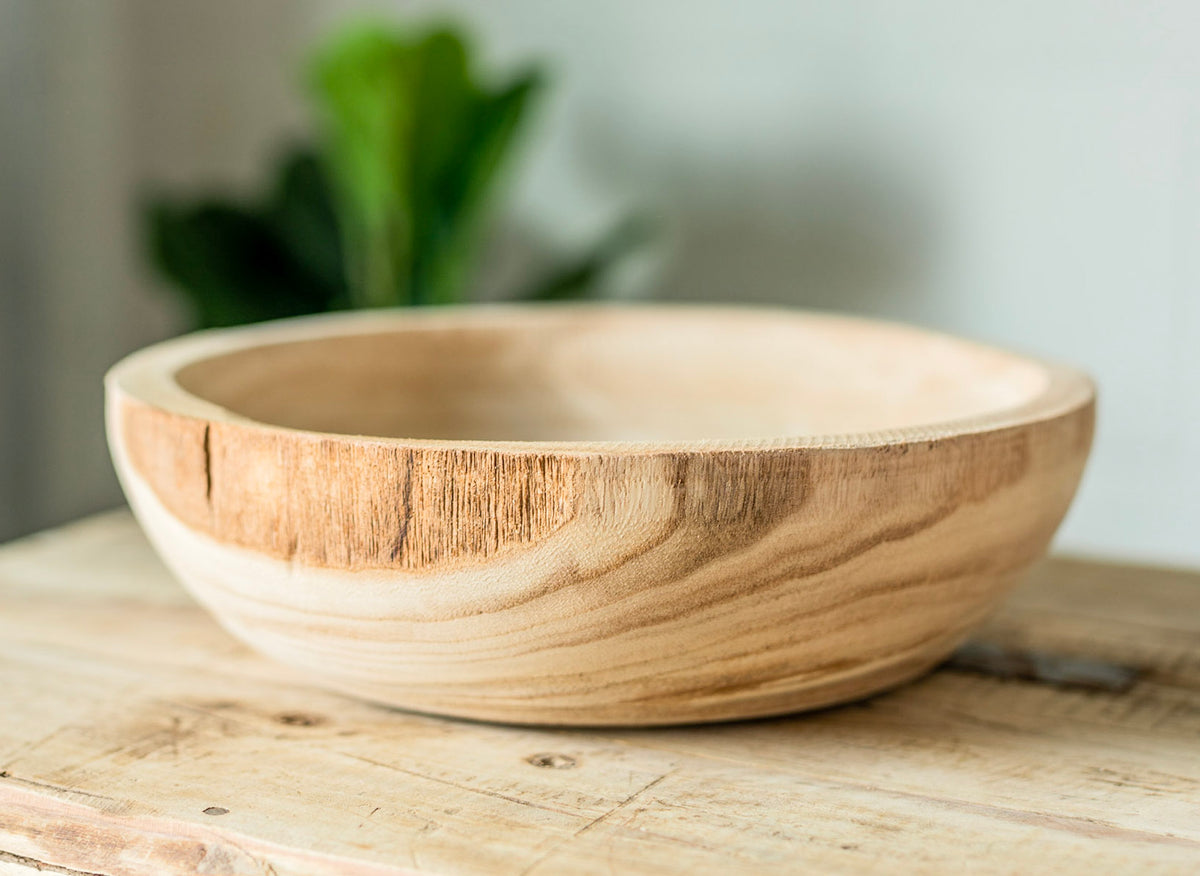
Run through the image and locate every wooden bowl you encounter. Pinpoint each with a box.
[106,305,1094,726]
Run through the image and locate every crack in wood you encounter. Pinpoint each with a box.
[0,848,106,876]
[0,772,117,804]
[201,424,212,505]
[517,770,676,875]
[336,752,582,819]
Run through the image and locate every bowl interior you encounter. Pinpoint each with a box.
[173,310,1051,443]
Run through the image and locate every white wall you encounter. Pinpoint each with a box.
[4,0,1198,566]
[0,0,43,539]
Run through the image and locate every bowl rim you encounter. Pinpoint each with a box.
[106,303,1095,454]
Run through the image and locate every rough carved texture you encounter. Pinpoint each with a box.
[104,305,1094,725]
[120,403,585,570]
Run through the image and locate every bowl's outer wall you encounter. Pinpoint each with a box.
[107,382,1094,726]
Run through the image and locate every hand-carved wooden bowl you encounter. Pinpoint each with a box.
[106,305,1094,726]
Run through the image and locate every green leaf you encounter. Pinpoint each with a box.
[310,25,415,307]
[405,29,475,305]
[518,214,655,302]
[146,202,339,328]
[143,20,635,329]
[144,148,347,328]
[420,69,542,304]
[448,73,541,230]
[309,23,543,308]
[267,150,346,302]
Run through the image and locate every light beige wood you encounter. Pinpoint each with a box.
[3,513,1200,875]
[105,305,1095,725]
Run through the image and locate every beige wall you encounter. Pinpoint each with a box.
[2,0,1197,566]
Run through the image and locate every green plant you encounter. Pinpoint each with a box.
[147,23,645,328]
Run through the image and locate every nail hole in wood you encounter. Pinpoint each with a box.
[275,712,325,727]
[526,753,577,769]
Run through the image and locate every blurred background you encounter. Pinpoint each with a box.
[1,0,1197,566]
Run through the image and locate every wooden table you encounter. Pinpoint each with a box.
[1,512,1198,875]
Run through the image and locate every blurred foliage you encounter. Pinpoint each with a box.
[147,24,646,328]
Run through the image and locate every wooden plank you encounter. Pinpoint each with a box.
[1,512,1198,874]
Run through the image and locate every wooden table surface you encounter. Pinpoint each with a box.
[1,512,1198,875]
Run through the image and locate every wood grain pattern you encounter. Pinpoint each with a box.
[105,305,1095,725]
[3,513,1200,875]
